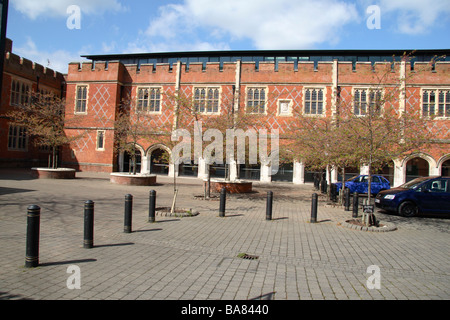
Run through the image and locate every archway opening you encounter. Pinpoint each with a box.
[336,166,359,182]
[271,162,293,182]
[238,163,260,180]
[150,148,169,175]
[179,160,198,177]
[373,161,395,185]
[406,157,429,182]
[442,159,450,176]
[122,148,142,174]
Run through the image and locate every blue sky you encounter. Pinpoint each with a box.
[6,0,450,73]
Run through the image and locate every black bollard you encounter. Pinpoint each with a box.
[124,194,133,233]
[266,191,273,220]
[83,200,94,249]
[311,193,318,223]
[149,190,156,223]
[314,175,319,190]
[352,192,359,218]
[321,179,328,194]
[219,187,226,217]
[344,188,350,211]
[25,205,40,268]
[331,184,337,202]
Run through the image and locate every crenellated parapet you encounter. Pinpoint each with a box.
[4,51,65,88]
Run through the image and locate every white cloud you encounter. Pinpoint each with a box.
[14,37,88,73]
[144,0,360,50]
[102,41,117,53]
[11,0,126,19]
[372,0,450,34]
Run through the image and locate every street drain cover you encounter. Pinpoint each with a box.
[237,253,259,260]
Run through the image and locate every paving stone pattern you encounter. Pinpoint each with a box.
[0,169,449,300]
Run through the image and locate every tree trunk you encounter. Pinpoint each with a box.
[204,164,211,200]
[132,154,137,175]
[52,147,57,169]
[326,165,331,200]
[171,164,178,213]
[339,167,346,205]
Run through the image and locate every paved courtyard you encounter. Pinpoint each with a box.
[0,168,449,304]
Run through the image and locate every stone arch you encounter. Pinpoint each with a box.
[437,154,450,176]
[118,143,145,173]
[401,152,437,169]
[146,143,172,158]
[146,144,171,175]
[402,153,437,182]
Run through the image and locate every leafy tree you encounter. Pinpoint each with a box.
[289,54,447,226]
[7,92,83,169]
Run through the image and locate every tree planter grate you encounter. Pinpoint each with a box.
[237,253,259,260]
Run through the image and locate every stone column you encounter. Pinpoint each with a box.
[141,155,150,174]
[260,162,272,183]
[197,157,209,180]
[293,161,305,184]
[393,159,405,187]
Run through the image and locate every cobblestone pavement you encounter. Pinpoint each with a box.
[0,169,449,303]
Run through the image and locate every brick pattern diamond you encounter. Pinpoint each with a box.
[91,85,113,127]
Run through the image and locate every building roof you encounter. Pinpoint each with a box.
[81,48,450,71]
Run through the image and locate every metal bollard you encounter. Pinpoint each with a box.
[331,184,337,202]
[344,188,350,211]
[219,187,226,217]
[124,194,133,233]
[84,200,94,249]
[321,180,328,194]
[352,192,359,218]
[266,191,273,220]
[311,193,318,223]
[149,190,156,223]
[25,205,40,268]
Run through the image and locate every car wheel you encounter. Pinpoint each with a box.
[398,201,418,217]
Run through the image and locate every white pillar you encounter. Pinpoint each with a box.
[197,157,209,180]
[429,164,440,176]
[330,166,338,183]
[293,161,305,184]
[260,162,272,183]
[141,155,150,174]
[229,160,238,181]
[393,159,405,187]
[360,165,369,175]
[168,163,177,177]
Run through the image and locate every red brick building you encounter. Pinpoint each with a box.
[61,49,450,187]
[2,43,449,187]
[0,38,65,168]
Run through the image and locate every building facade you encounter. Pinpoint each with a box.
[0,38,65,168]
[2,43,448,187]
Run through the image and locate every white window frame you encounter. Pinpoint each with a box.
[303,87,326,116]
[96,130,106,151]
[7,125,28,151]
[421,88,450,119]
[75,85,88,114]
[246,86,268,115]
[352,87,383,116]
[136,86,163,114]
[192,86,221,114]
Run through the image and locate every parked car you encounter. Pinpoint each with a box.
[335,174,390,195]
[375,176,450,217]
